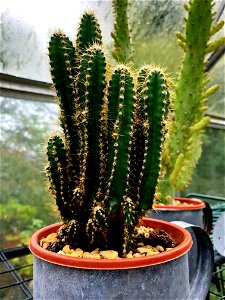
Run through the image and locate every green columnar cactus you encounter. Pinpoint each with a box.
[76,12,102,51]
[157,0,225,203]
[46,12,171,256]
[111,0,133,63]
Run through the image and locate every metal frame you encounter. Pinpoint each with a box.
[207,262,225,299]
[0,245,33,300]
[1,72,224,130]
[0,73,54,103]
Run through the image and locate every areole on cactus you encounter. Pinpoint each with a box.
[46,12,171,256]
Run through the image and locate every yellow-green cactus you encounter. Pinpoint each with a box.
[157,0,225,203]
[111,0,133,63]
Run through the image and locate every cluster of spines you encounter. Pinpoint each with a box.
[137,68,170,210]
[106,66,136,211]
[76,12,102,53]
[48,32,80,188]
[121,197,138,255]
[77,45,107,202]
[46,12,171,255]
[158,0,225,201]
[46,136,71,220]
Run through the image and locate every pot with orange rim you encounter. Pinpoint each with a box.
[147,197,213,282]
[30,218,213,300]
[148,197,211,233]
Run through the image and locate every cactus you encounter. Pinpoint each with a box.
[156,0,225,203]
[46,12,171,256]
[111,0,133,63]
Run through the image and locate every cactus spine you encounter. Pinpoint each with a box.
[46,12,170,256]
[157,0,225,203]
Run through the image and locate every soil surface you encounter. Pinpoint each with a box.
[40,225,177,259]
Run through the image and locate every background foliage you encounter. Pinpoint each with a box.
[0,98,59,247]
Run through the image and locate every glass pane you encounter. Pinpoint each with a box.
[1,0,223,79]
[0,98,60,248]
[130,0,184,75]
[182,127,225,197]
[0,0,113,81]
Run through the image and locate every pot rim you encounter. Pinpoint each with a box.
[154,197,205,211]
[29,218,192,270]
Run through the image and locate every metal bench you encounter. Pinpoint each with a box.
[0,245,33,300]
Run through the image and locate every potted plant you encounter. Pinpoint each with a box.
[30,8,214,300]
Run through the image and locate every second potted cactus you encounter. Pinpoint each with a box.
[142,0,225,230]
[156,0,224,203]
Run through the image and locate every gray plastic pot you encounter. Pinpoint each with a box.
[147,198,212,282]
[30,218,213,300]
[148,197,211,231]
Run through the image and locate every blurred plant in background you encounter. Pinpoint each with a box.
[0,99,59,248]
[129,0,184,74]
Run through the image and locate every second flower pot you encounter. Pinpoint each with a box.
[148,197,211,232]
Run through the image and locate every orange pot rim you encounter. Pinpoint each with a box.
[154,197,205,211]
[29,218,192,270]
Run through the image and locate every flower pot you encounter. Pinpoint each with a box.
[148,197,210,231]
[30,218,213,300]
[147,198,213,288]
